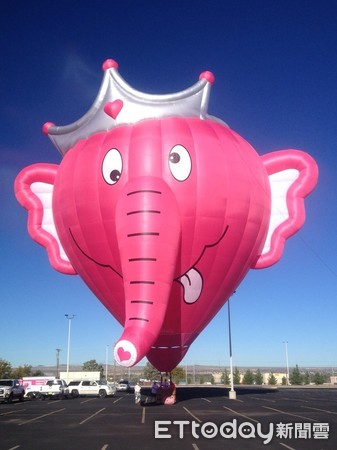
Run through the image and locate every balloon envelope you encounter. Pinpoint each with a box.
[14,60,318,372]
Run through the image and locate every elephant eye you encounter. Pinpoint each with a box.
[102,149,122,185]
[169,145,191,181]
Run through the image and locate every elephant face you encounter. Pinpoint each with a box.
[50,117,270,370]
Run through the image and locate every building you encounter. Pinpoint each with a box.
[60,371,101,383]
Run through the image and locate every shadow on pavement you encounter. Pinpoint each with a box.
[140,385,278,404]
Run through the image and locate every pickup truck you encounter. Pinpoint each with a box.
[67,380,115,398]
[38,379,68,400]
[0,379,25,403]
[23,376,55,398]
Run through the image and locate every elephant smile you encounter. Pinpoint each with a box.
[69,224,229,305]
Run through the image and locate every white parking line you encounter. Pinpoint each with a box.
[80,398,96,404]
[79,408,106,425]
[141,407,146,424]
[113,397,123,404]
[183,406,202,423]
[201,398,211,403]
[301,405,337,415]
[224,396,244,403]
[18,408,66,425]
[223,406,259,423]
[279,443,296,450]
[0,409,26,416]
[100,445,109,450]
[247,396,275,403]
[8,446,20,450]
[192,444,200,450]
[262,406,315,422]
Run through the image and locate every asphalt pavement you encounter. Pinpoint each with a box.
[0,386,336,449]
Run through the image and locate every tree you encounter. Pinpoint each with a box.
[0,359,12,378]
[303,371,310,385]
[12,365,33,378]
[254,369,263,385]
[281,376,287,385]
[32,369,45,376]
[171,367,185,384]
[143,362,160,381]
[233,367,241,384]
[268,373,277,385]
[243,369,254,385]
[313,372,325,385]
[82,359,104,377]
[290,365,303,385]
[221,369,230,385]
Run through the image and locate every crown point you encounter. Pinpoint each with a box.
[42,122,55,135]
[199,71,215,84]
[102,59,119,71]
[45,62,218,155]
[104,100,124,119]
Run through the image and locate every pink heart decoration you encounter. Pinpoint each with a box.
[104,100,123,119]
[117,347,131,362]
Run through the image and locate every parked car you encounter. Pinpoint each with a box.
[38,379,69,400]
[116,379,133,392]
[127,382,135,393]
[67,380,116,398]
[0,379,25,403]
[116,382,129,392]
[23,376,57,398]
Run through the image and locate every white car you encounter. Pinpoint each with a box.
[67,380,116,398]
[116,379,133,392]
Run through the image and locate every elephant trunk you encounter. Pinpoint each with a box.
[114,177,180,367]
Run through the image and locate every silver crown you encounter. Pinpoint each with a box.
[43,59,226,156]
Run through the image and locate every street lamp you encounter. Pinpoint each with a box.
[228,293,236,399]
[283,341,289,385]
[56,348,61,378]
[105,345,109,382]
[113,341,116,383]
[65,314,75,383]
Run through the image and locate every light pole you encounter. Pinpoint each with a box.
[283,341,289,385]
[56,348,61,378]
[113,341,116,384]
[105,345,109,382]
[228,295,236,399]
[65,314,75,383]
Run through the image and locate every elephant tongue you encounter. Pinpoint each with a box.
[178,268,202,304]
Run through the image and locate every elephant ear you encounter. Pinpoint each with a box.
[253,150,318,269]
[14,163,76,274]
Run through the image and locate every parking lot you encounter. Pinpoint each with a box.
[0,386,336,449]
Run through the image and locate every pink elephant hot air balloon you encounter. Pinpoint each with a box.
[15,59,318,372]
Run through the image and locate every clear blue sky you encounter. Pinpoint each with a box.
[1,0,336,371]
